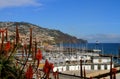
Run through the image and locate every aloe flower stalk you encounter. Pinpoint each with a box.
[19,28,33,79]
[25,64,33,79]
[43,59,49,74]
[29,27,32,54]
[0,29,5,51]
[4,41,11,56]
[43,59,54,79]
[112,68,117,79]
[7,25,20,61]
[5,27,8,41]
[53,70,58,79]
[33,49,42,74]
[16,25,19,44]
[22,45,24,59]
[24,43,27,56]
[35,38,37,59]
[36,49,42,66]
[4,41,11,52]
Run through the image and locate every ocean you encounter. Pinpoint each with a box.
[62,43,120,64]
[63,43,120,56]
[63,43,120,64]
[87,43,120,56]
[87,43,120,64]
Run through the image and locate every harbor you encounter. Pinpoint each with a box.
[41,43,120,79]
[14,42,120,79]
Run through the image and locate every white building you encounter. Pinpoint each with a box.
[53,56,114,72]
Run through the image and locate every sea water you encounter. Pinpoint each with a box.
[62,43,120,64]
[87,43,120,56]
[63,43,120,56]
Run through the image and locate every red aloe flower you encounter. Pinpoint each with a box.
[0,29,6,33]
[4,41,11,52]
[36,49,42,60]
[89,76,93,79]
[49,63,54,71]
[43,59,50,74]
[43,60,54,79]
[43,60,54,73]
[112,68,117,73]
[25,64,33,79]
[36,49,42,68]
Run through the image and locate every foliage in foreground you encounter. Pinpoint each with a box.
[0,26,58,79]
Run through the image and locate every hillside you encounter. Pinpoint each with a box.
[0,22,87,44]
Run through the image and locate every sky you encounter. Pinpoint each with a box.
[0,0,120,43]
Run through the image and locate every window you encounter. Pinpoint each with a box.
[91,64,94,70]
[98,65,101,70]
[105,64,107,70]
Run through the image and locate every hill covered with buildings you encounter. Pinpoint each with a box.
[0,22,87,45]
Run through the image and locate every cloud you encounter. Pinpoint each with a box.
[81,34,120,43]
[0,0,41,8]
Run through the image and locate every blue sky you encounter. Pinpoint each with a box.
[0,0,120,43]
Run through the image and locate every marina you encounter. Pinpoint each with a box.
[14,42,120,79]
[42,43,120,78]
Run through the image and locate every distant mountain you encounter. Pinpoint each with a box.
[0,22,87,44]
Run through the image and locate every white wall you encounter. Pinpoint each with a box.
[53,66,66,72]
[53,64,114,72]
[94,65,98,70]
[93,58,111,63]
[101,65,105,70]
[85,65,91,70]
